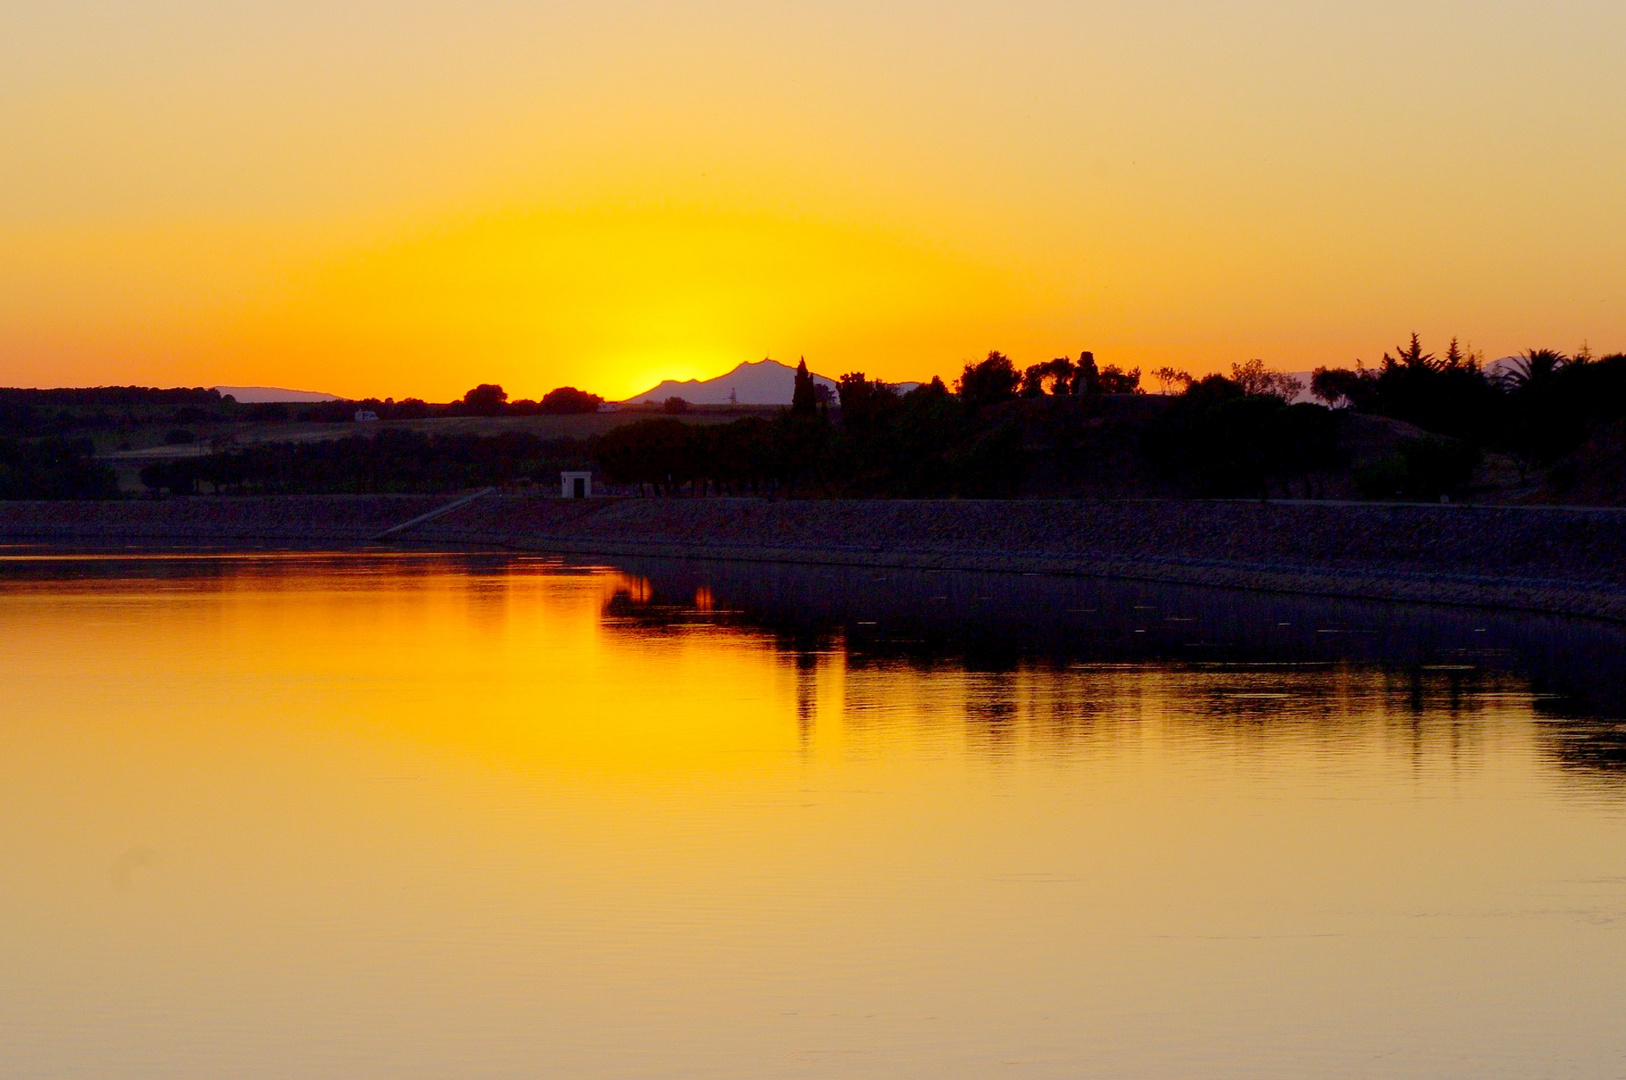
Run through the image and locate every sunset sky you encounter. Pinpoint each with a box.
[3,1,1623,401]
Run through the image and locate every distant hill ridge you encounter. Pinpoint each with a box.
[624,359,918,406]
[214,386,341,403]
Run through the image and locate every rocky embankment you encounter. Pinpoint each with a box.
[0,495,447,546]
[3,494,1624,621]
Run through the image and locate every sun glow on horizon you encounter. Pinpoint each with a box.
[211,200,1042,401]
[2,1,1623,397]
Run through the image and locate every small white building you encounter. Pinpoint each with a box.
[354,409,379,422]
[561,470,594,499]
[596,402,620,413]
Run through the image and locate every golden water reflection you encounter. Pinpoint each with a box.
[2,552,1624,1079]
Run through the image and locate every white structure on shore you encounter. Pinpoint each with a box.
[561,471,594,499]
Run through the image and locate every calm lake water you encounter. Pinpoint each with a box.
[3,550,1625,1078]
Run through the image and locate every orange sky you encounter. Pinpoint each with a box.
[2,1,1623,401]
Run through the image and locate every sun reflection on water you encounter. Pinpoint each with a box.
[1,550,1623,1078]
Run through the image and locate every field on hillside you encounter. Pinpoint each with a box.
[96,406,779,492]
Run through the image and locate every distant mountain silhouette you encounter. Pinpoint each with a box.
[623,360,835,405]
[623,359,920,406]
[215,385,341,403]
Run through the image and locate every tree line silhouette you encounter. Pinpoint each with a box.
[3,337,1625,501]
[595,353,1323,498]
[0,382,608,441]
[592,343,1626,500]
[0,436,118,500]
[1308,335,1626,482]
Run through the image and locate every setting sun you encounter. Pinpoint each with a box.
[6,6,1626,1074]
[4,1,1622,397]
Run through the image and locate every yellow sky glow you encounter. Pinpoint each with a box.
[2,1,1623,399]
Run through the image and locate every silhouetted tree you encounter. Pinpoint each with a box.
[595,418,698,494]
[1441,336,1477,371]
[1310,366,1363,407]
[792,358,817,415]
[943,419,1028,496]
[1152,367,1194,395]
[540,387,604,414]
[1501,350,1626,469]
[0,437,118,500]
[770,408,832,490]
[1230,360,1303,400]
[1502,348,1568,393]
[1070,351,1100,396]
[462,384,508,416]
[837,372,899,436]
[1310,334,1501,444]
[1273,402,1344,496]
[1097,364,1143,395]
[1020,357,1075,397]
[956,352,1021,410]
[707,417,774,493]
[1385,333,1437,371]
[1144,375,1339,497]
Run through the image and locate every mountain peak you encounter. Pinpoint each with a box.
[622,358,837,406]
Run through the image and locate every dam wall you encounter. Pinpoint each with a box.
[3,494,1624,621]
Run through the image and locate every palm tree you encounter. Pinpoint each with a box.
[1502,349,1567,392]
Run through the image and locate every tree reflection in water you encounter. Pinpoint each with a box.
[602,556,1626,781]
